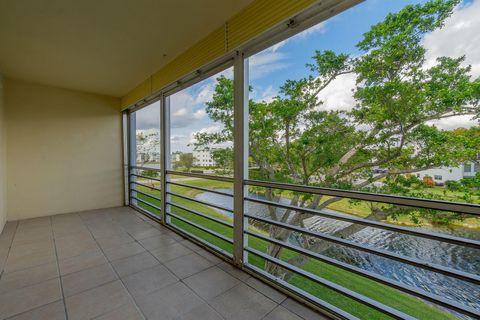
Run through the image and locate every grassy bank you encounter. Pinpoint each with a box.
[133,178,458,320]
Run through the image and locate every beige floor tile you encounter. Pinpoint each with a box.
[58,250,107,275]
[122,264,178,298]
[65,280,132,320]
[183,266,240,300]
[103,242,145,261]
[209,283,277,320]
[134,282,203,319]
[263,305,304,320]
[164,253,214,279]
[7,300,66,320]
[93,303,144,320]
[137,234,177,251]
[61,263,118,297]
[110,252,159,277]
[0,261,58,295]
[0,278,62,319]
[281,298,329,320]
[245,277,287,304]
[149,242,192,263]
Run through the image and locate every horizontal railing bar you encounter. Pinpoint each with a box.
[130,173,162,182]
[245,247,414,320]
[168,181,233,197]
[130,165,161,173]
[130,181,161,192]
[244,263,359,320]
[168,202,233,228]
[166,170,234,182]
[245,197,480,249]
[166,222,233,259]
[166,211,233,244]
[245,214,480,285]
[130,204,160,221]
[130,196,162,212]
[130,189,161,202]
[245,180,480,215]
[246,231,480,317]
[166,191,234,213]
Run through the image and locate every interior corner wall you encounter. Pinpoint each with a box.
[0,75,7,231]
[5,79,124,221]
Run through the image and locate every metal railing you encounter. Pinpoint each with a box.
[164,170,235,258]
[129,166,162,216]
[128,165,480,319]
[243,179,480,320]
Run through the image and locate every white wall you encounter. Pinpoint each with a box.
[0,75,7,231]
[5,79,123,221]
[415,166,463,183]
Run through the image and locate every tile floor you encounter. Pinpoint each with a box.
[0,206,327,320]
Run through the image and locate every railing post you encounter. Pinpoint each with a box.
[233,51,248,266]
[160,95,171,225]
[122,111,130,206]
[128,112,137,206]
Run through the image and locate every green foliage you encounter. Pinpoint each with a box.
[445,180,463,192]
[461,172,480,189]
[194,0,480,225]
[142,169,159,178]
[173,153,195,172]
[211,148,234,174]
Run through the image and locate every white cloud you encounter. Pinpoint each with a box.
[195,83,214,104]
[135,101,160,130]
[423,0,480,77]
[189,125,222,144]
[316,73,357,111]
[254,85,278,103]
[170,135,188,143]
[427,115,478,130]
[248,50,289,80]
[296,21,328,39]
[269,21,328,53]
[188,125,232,149]
[169,90,206,128]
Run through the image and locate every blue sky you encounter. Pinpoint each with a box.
[136,0,479,153]
[250,0,428,94]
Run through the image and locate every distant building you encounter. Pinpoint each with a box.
[193,149,217,167]
[462,160,480,178]
[171,152,181,163]
[415,160,479,185]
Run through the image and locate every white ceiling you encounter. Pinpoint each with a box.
[0,0,254,97]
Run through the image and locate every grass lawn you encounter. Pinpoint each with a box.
[133,178,458,320]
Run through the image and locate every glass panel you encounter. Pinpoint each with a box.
[168,67,234,177]
[244,0,480,318]
[129,101,161,216]
[166,67,234,255]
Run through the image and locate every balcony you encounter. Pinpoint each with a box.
[1,0,480,319]
[0,207,325,319]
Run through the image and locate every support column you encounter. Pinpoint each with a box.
[129,112,137,206]
[233,51,249,266]
[160,95,171,225]
[122,111,129,206]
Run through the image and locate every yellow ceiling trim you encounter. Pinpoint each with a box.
[151,26,225,93]
[121,77,152,109]
[121,0,318,110]
[227,0,316,51]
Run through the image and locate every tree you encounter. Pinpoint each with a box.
[211,148,234,174]
[174,153,195,172]
[194,0,480,279]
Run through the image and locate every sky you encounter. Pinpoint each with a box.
[135,0,480,152]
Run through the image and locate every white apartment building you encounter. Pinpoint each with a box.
[415,161,479,184]
[193,149,217,167]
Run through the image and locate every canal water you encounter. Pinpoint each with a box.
[196,189,480,316]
